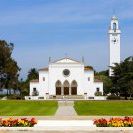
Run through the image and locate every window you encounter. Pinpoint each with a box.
[88,77,90,81]
[33,88,36,92]
[63,69,70,77]
[113,23,116,31]
[43,77,45,81]
[96,88,100,92]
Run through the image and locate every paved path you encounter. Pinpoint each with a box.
[55,101,77,116]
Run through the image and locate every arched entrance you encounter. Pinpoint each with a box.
[55,80,62,95]
[71,80,77,95]
[63,80,70,95]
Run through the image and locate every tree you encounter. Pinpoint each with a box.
[27,68,38,81]
[96,70,109,77]
[0,40,20,94]
[111,56,133,99]
[19,68,39,96]
[95,75,112,95]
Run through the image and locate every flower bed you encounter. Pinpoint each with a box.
[0,118,37,127]
[94,117,133,127]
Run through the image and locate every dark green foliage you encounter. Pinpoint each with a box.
[111,56,133,99]
[0,40,20,94]
[95,74,113,95]
[19,68,39,97]
[27,68,39,81]
[7,94,22,100]
[106,94,120,100]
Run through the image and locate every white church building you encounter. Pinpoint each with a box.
[27,57,103,100]
[25,16,121,100]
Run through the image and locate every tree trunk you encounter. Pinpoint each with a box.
[13,89,16,94]
[9,88,11,95]
[6,89,8,95]
[125,92,128,100]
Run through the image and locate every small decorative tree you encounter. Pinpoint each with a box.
[94,91,102,96]
[32,90,39,96]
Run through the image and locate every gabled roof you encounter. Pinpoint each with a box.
[51,57,82,64]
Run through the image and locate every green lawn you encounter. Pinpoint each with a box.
[74,101,133,116]
[0,100,58,116]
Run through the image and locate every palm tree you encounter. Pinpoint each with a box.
[27,68,39,81]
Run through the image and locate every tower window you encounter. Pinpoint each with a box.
[96,88,100,92]
[88,77,90,81]
[33,88,36,92]
[113,23,116,31]
[43,77,45,81]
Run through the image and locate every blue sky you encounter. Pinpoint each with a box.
[0,0,133,79]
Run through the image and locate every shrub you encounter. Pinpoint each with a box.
[7,94,22,100]
[0,94,7,98]
[94,91,102,96]
[107,94,120,100]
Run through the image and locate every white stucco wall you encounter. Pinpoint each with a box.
[39,71,48,96]
[83,70,94,96]
[48,63,85,95]
[30,82,40,96]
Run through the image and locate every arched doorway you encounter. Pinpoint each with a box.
[55,80,62,95]
[71,80,77,95]
[63,80,70,95]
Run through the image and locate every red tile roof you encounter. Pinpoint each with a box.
[94,79,103,82]
[38,67,48,71]
[84,66,93,71]
[30,79,39,83]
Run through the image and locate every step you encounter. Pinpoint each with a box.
[34,120,95,127]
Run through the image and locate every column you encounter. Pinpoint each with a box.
[69,87,71,95]
[61,86,64,95]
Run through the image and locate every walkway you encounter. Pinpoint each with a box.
[55,101,77,116]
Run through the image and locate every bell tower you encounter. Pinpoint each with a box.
[108,16,121,76]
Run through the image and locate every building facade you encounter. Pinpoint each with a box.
[28,58,103,100]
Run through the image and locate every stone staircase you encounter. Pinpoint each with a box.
[49,95,84,100]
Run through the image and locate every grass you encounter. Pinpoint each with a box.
[74,101,133,116]
[0,100,58,116]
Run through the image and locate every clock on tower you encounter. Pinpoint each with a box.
[108,16,121,76]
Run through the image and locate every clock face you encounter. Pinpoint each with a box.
[113,39,116,43]
[112,37,117,44]
[63,69,70,77]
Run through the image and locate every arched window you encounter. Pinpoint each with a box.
[63,80,70,95]
[71,80,77,95]
[113,23,117,31]
[55,80,62,95]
